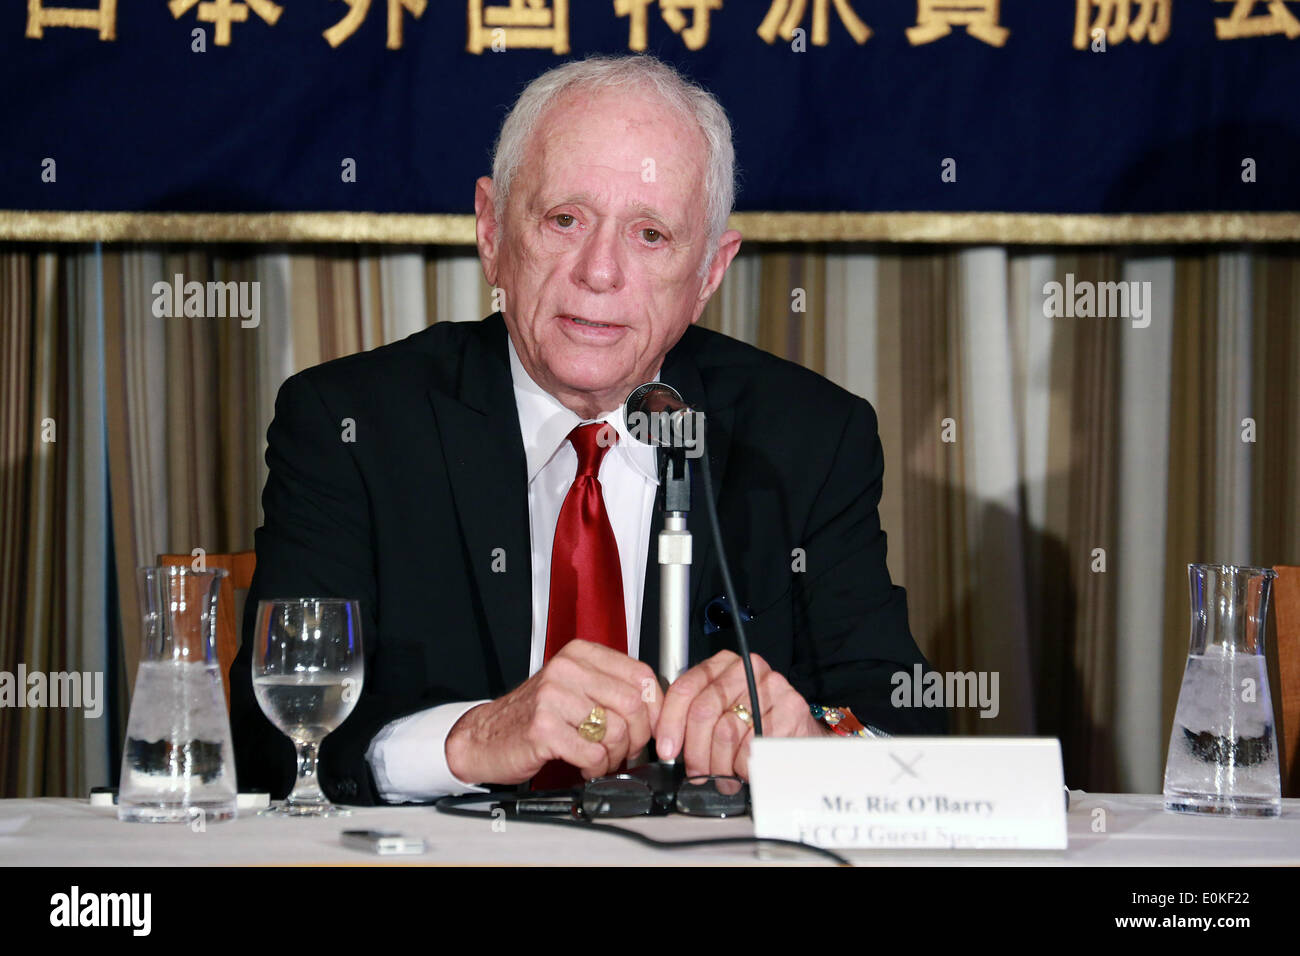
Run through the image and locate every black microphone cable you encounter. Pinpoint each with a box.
[696,420,764,738]
[434,793,851,866]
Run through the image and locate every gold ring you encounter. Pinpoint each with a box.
[731,703,752,726]
[578,705,607,743]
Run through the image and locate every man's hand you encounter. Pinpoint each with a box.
[445,640,662,785]
[655,650,831,779]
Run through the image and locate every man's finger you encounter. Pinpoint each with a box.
[559,639,664,726]
[594,706,631,774]
[733,731,760,781]
[759,669,812,738]
[532,699,616,776]
[709,702,752,778]
[654,650,739,760]
[733,672,818,779]
[544,651,657,750]
[677,653,772,768]
[695,658,776,776]
[682,672,737,776]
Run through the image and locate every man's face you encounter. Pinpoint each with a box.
[475,87,741,418]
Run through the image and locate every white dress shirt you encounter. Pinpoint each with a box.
[364,334,660,801]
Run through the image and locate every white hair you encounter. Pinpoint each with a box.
[489,54,736,278]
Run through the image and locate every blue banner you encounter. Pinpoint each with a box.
[2,1,1297,223]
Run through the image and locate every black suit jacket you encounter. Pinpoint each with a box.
[230,313,945,804]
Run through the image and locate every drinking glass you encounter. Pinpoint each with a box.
[253,598,363,817]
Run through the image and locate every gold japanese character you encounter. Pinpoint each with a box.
[169,0,283,47]
[324,0,428,49]
[1215,0,1300,39]
[1073,1,1171,49]
[907,0,1008,47]
[617,0,722,51]
[757,0,872,46]
[26,0,116,40]
[467,0,569,54]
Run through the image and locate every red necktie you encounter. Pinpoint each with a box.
[533,422,626,790]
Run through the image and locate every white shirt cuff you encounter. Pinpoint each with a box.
[365,700,491,803]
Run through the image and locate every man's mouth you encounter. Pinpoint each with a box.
[561,314,619,329]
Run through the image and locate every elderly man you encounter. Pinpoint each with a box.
[231,54,943,805]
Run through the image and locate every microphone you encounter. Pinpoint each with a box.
[623,383,701,776]
[622,383,703,451]
[622,382,766,787]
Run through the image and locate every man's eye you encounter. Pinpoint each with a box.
[553,214,576,228]
[642,228,662,243]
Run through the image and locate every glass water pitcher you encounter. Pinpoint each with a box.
[118,565,238,823]
[1163,563,1280,817]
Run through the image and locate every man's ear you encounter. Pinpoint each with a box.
[691,229,743,324]
[474,176,500,287]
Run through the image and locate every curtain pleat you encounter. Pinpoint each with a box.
[1114,256,1176,791]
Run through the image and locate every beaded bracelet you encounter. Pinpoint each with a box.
[810,703,874,737]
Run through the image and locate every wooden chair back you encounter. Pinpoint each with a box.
[157,551,256,711]
[1272,566,1300,797]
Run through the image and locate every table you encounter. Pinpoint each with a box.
[2,792,1299,866]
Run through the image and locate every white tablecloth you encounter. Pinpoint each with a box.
[1,792,1298,866]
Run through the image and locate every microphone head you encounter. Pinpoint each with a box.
[624,382,686,418]
[623,383,694,448]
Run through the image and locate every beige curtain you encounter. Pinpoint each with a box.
[1,241,1297,797]
[0,248,116,798]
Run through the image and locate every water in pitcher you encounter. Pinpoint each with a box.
[1163,644,1279,816]
[119,660,237,823]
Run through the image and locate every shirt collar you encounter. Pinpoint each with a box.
[507,332,660,486]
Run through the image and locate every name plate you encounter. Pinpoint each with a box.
[749,737,1067,850]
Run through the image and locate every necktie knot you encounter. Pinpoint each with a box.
[568,421,618,478]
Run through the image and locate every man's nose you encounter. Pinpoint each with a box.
[571,222,625,293]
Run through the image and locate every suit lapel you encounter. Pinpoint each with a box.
[427,314,533,692]
[638,329,736,674]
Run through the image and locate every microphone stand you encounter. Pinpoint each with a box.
[658,432,694,698]
[629,411,702,809]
